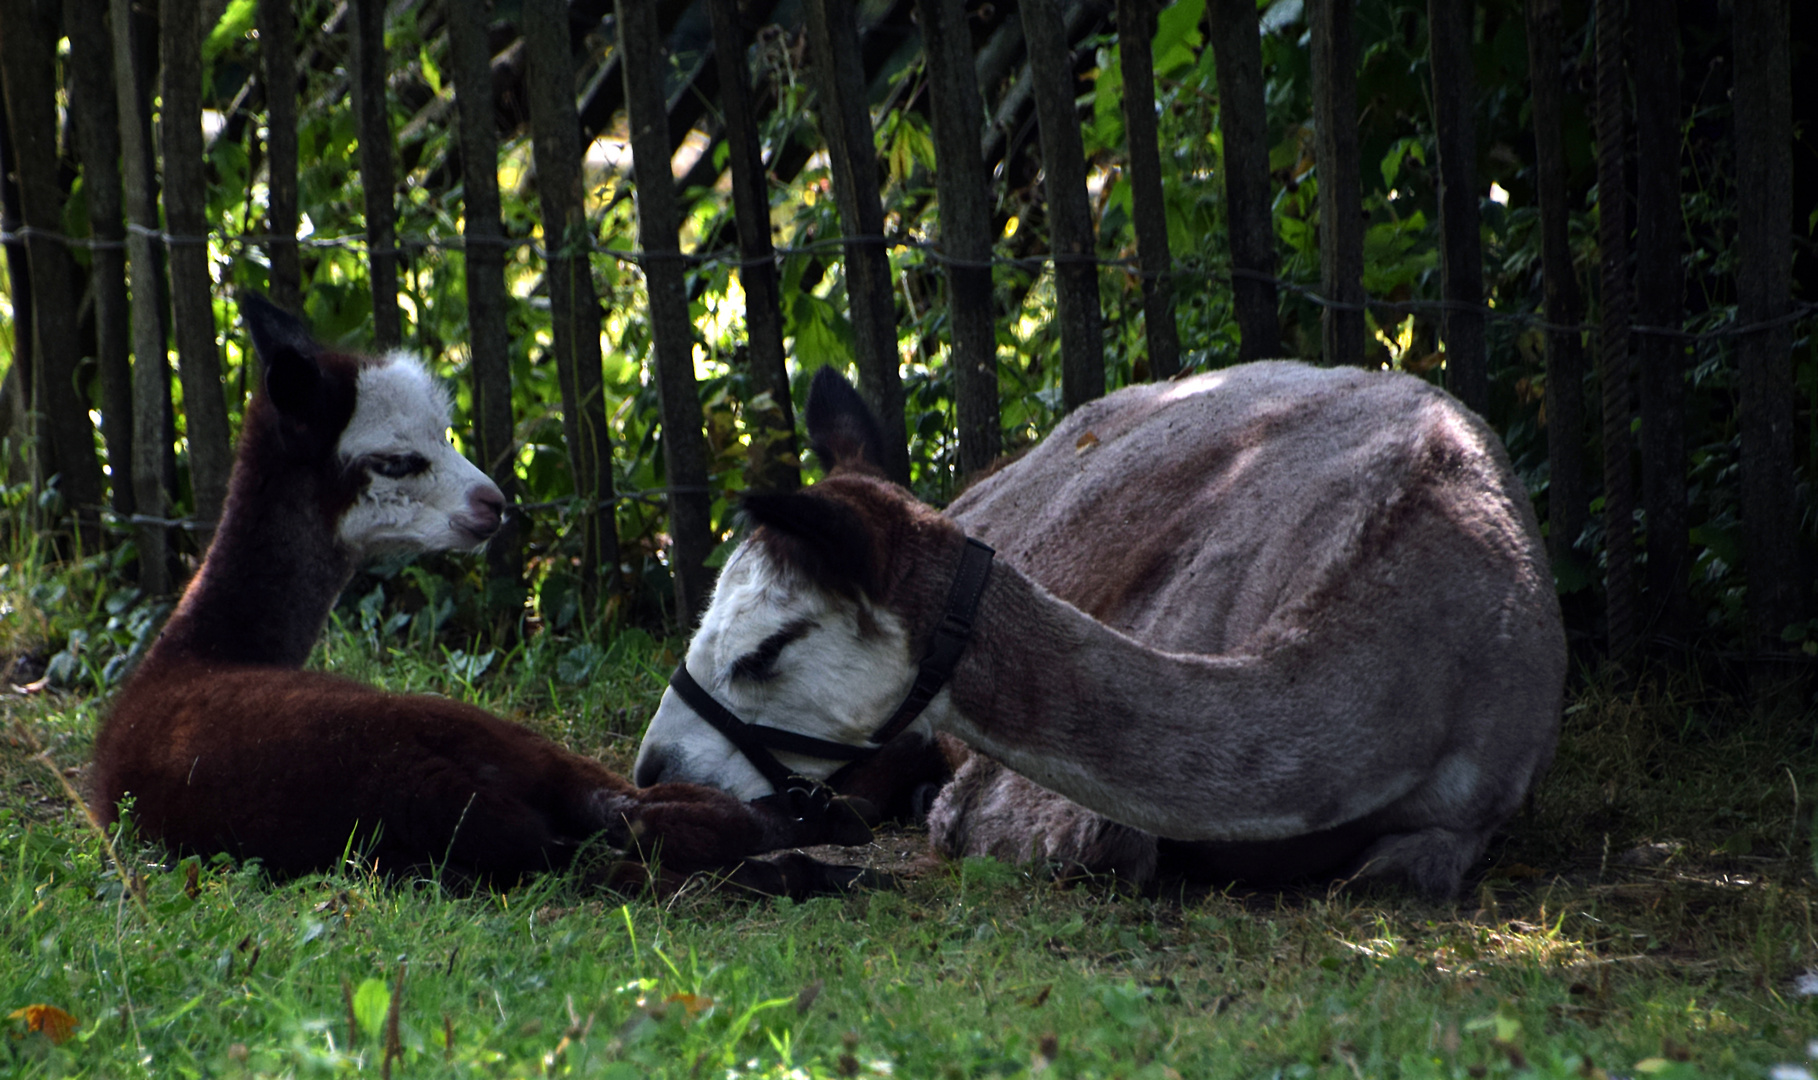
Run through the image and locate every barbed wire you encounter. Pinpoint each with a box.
[5,222,1813,344]
[87,485,718,532]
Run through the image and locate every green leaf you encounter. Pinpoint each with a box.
[204,0,258,62]
[352,978,390,1040]
[1093,981,1153,1029]
[1153,0,1207,76]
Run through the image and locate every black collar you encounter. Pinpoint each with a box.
[666,537,995,799]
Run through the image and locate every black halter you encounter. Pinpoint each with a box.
[667,537,995,800]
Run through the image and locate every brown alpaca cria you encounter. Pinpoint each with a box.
[93,296,868,891]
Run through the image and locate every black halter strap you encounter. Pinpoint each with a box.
[667,537,995,795]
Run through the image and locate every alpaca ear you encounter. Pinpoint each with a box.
[742,491,880,598]
[805,367,888,477]
[241,294,324,420]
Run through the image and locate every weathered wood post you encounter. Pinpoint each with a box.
[708,0,801,493]
[67,0,136,518]
[350,0,401,347]
[1523,0,1589,588]
[160,0,233,530]
[110,0,173,592]
[1117,0,1181,380]
[447,0,525,590]
[803,0,911,483]
[1732,0,1803,670]
[1021,0,1105,408]
[618,0,717,628]
[1307,0,1364,368]
[1207,0,1281,361]
[1594,0,1637,667]
[0,0,107,541]
[1632,0,1688,648]
[918,0,1001,473]
[521,0,622,609]
[258,0,303,312]
[1426,0,1486,413]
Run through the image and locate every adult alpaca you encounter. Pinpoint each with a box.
[93,297,864,889]
[634,364,1566,898]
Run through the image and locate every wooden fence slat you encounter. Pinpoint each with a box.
[0,0,106,542]
[161,0,234,530]
[1117,0,1180,380]
[1427,0,1486,413]
[110,0,173,593]
[447,0,525,589]
[803,0,912,484]
[1732,0,1802,661]
[66,0,135,517]
[522,0,621,609]
[1207,0,1280,362]
[918,0,1001,475]
[1307,0,1364,369]
[1632,0,1688,649]
[1594,0,1637,667]
[1523,0,1589,592]
[351,0,401,348]
[1021,0,1105,410]
[259,0,303,312]
[707,0,801,494]
[618,0,716,628]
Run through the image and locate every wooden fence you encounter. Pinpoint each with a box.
[0,0,1808,664]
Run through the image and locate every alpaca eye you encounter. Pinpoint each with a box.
[370,453,430,479]
[729,619,816,683]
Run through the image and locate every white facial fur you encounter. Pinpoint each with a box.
[334,355,503,556]
[634,538,921,799]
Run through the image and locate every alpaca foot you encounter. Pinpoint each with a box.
[601,852,891,900]
[591,782,872,873]
[591,783,766,871]
[1345,827,1488,900]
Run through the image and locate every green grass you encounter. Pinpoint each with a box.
[5,613,1818,1077]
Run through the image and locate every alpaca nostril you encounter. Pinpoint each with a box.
[464,484,506,537]
[633,751,666,788]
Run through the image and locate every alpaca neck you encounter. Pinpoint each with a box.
[141,460,354,674]
[937,562,1398,843]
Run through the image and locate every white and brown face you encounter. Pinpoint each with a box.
[242,294,504,559]
[633,534,921,799]
[334,356,505,557]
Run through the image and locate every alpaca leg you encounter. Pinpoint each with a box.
[1345,826,1490,900]
[928,755,1158,885]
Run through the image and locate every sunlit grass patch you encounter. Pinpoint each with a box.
[4,606,1817,1076]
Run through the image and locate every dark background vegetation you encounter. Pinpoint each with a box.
[0,0,1814,704]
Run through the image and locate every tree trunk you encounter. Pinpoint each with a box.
[1021,0,1105,409]
[1118,0,1181,380]
[618,0,716,629]
[918,0,1001,475]
[1207,0,1280,361]
[0,95,35,491]
[66,0,135,517]
[1427,0,1486,413]
[161,0,233,529]
[447,0,524,591]
[1307,0,1365,368]
[1631,0,1688,651]
[350,0,400,348]
[521,0,621,608]
[1732,0,1802,665]
[112,0,173,593]
[259,0,303,312]
[708,0,801,493]
[1594,0,1637,668]
[802,0,911,483]
[0,0,107,544]
[1524,0,1590,595]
